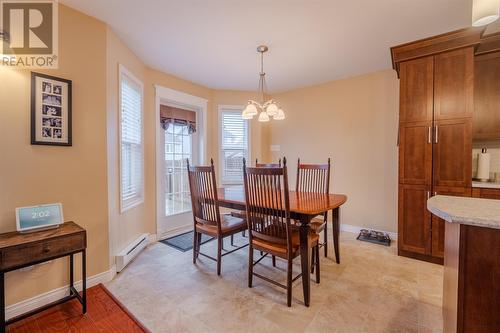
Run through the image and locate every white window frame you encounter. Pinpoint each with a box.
[218,105,251,185]
[119,64,144,213]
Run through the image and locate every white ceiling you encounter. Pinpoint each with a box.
[61,0,481,92]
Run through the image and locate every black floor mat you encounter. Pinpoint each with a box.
[160,231,214,252]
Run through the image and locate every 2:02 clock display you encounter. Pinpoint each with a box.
[15,203,64,232]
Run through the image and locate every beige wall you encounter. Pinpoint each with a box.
[0,3,401,307]
[105,27,148,262]
[105,30,211,255]
[0,5,261,306]
[269,70,400,232]
[0,5,109,305]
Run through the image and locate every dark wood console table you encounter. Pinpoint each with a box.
[0,221,87,333]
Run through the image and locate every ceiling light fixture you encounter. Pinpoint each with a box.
[242,45,285,122]
[472,0,500,27]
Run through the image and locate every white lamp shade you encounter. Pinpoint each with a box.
[266,102,279,116]
[472,0,500,26]
[244,103,258,116]
[258,111,270,122]
[241,111,253,119]
[274,108,285,120]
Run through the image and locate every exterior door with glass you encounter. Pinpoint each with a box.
[158,107,198,238]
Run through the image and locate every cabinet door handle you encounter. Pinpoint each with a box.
[427,191,430,200]
[428,126,431,144]
[434,125,439,144]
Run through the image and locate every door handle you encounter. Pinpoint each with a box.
[428,126,431,144]
[427,191,430,200]
[434,125,439,144]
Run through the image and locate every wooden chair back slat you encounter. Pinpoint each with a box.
[187,159,221,232]
[296,158,331,194]
[243,159,292,252]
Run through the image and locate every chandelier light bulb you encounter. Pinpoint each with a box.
[266,102,279,116]
[258,111,270,122]
[472,0,500,26]
[241,111,254,119]
[245,103,258,116]
[274,108,286,120]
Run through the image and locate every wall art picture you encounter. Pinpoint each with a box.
[31,72,72,146]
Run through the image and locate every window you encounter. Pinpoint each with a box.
[165,122,193,216]
[119,66,144,212]
[219,107,249,184]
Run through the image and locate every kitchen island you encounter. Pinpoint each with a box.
[427,196,500,333]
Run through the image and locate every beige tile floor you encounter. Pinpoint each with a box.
[106,232,443,333]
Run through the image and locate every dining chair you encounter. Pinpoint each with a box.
[243,157,320,307]
[187,159,248,276]
[238,158,283,241]
[296,158,331,262]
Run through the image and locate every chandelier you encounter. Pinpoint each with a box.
[241,45,285,122]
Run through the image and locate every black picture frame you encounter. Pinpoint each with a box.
[31,72,72,146]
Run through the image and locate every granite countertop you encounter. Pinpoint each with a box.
[427,195,500,230]
[472,181,500,189]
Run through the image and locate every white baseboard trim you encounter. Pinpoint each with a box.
[148,233,157,244]
[157,224,193,241]
[6,265,117,321]
[341,223,398,240]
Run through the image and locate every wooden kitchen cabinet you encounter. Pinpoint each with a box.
[391,30,480,264]
[399,57,434,123]
[432,119,472,188]
[434,48,474,121]
[472,187,500,199]
[474,52,500,140]
[430,187,472,258]
[398,184,432,256]
[399,121,432,185]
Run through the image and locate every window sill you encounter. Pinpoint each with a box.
[120,197,144,214]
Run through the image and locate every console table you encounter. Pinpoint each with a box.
[0,221,87,333]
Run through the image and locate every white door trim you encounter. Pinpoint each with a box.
[154,85,208,239]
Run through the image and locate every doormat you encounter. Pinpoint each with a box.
[160,231,214,252]
[357,229,391,246]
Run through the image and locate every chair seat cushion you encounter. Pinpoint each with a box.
[252,230,319,259]
[196,214,247,237]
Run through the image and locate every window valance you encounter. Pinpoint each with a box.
[160,105,196,134]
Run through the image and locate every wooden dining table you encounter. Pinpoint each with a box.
[217,186,348,307]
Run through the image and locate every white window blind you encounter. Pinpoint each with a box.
[220,109,249,184]
[120,68,144,212]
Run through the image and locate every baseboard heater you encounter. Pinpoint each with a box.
[116,233,149,272]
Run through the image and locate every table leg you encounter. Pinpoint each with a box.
[0,272,4,333]
[70,254,74,289]
[299,217,312,307]
[332,207,340,264]
[82,250,87,314]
